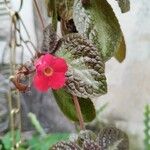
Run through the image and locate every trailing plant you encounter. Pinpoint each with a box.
[144,104,150,150]
[11,0,130,127]
[1,0,131,149]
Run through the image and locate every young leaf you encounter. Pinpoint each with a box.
[116,0,130,13]
[53,88,96,122]
[28,113,46,137]
[114,35,126,63]
[56,33,107,98]
[73,0,123,61]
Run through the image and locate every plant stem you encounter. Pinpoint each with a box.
[7,89,15,148]
[48,0,57,31]
[33,0,45,30]
[72,95,85,130]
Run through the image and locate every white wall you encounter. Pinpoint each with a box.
[0,0,37,64]
[96,1,150,149]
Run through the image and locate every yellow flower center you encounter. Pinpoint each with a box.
[44,67,53,76]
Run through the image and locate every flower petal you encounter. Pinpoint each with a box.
[48,73,66,89]
[52,57,68,73]
[33,54,68,92]
[43,54,55,65]
[35,54,53,73]
[33,75,49,92]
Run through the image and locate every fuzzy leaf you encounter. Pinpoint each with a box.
[51,141,80,150]
[56,33,107,98]
[97,127,129,150]
[53,88,96,122]
[114,35,126,63]
[116,0,130,13]
[82,140,101,150]
[77,130,97,147]
[50,127,129,150]
[41,24,59,53]
[73,0,123,61]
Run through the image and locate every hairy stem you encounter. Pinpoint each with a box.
[72,95,85,130]
[49,0,57,31]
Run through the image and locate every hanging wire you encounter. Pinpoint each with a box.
[4,0,23,13]
[33,0,45,30]
[3,0,38,149]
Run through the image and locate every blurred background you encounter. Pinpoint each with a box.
[0,0,150,149]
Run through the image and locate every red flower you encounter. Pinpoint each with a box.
[33,54,68,92]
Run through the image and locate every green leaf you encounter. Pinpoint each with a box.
[1,130,20,150]
[53,88,96,122]
[28,113,46,137]
[27,133,70,150]
[73,0,123,61]
[114,35,126,63]
[56,33,107,98]
[144,104,150,150]
[116,0,130,13]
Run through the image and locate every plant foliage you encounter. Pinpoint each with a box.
[144,104,150,150]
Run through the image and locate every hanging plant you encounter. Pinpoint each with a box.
[7,0,131,149]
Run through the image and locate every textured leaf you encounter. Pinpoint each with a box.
[51,128,129,150]
[114,35,126,63]
[41,24,60,53]
[53,88,96,122]
[51,141,80,150]
[73,0,123,61]
[116,0,130,13]
[97,127,129,150]
[82,140,101,150]
[56,33,107,98]
[77,130,97,146]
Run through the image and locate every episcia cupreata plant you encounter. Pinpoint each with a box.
[8,0,130,149]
